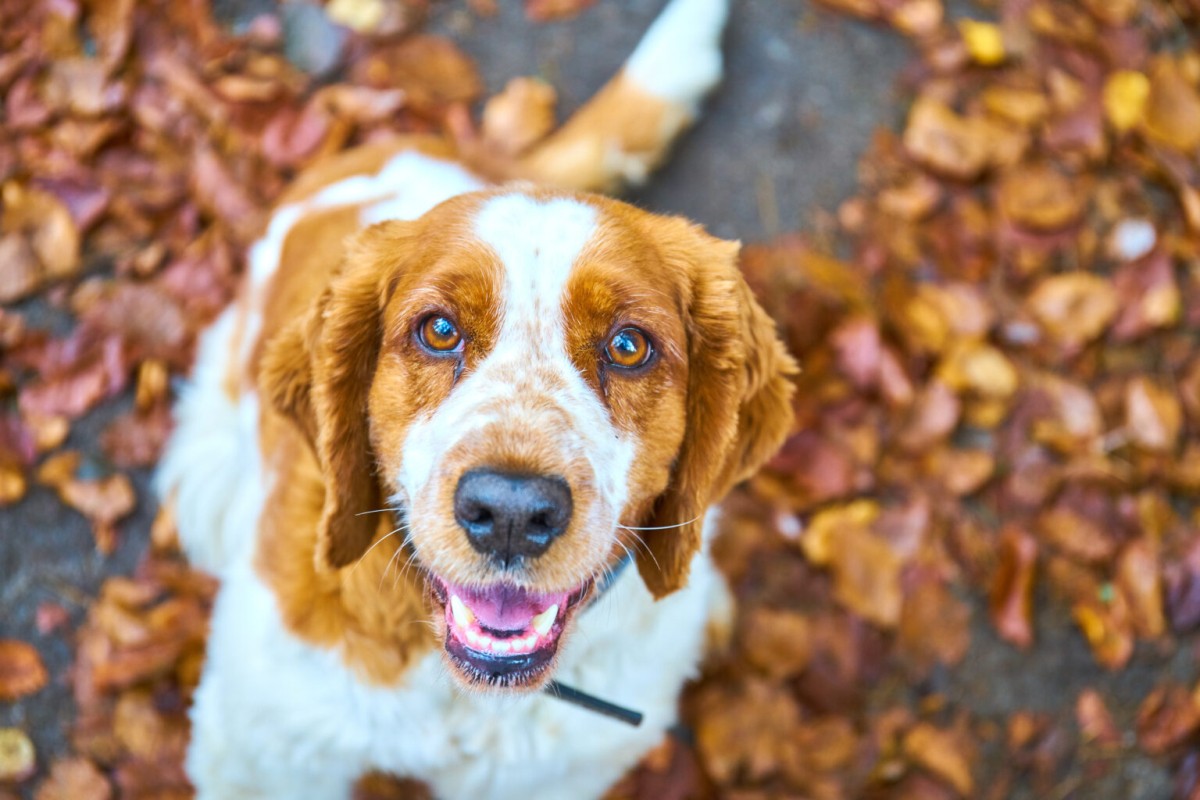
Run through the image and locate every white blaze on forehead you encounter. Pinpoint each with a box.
[472,194,599,324]
[399,194,635,535]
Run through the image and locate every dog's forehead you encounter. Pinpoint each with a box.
[469,193,600,317]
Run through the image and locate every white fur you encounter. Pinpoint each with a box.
[155,308,266,576]
[188,527,720,800]
[625,0,729,112]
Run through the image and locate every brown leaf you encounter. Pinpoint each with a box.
[739,608,811,679]
[1142,58,1200,153]
[351,36,481,115]
[1117,540,1165,638]
[57,473,137,553]
[0,728,36,783]
[1,182,81,280]
[1076,689,1120,746]
[828,521,905,628]
[898,575,971,673]
[989,526,1037,649]
[191,147,263,242]
[35,758,111,800]
[897,379,961,451]
[525,0,598,22]
[1137,684,1200,755]
[1026,273,1118,348]
[902,721,975,797]
[0,640,48,701]
[0,234,42,304]
[1036,507,1117,565]
[694,679,802,784]
[1125,376,1182,452]
[997,163,1084,231]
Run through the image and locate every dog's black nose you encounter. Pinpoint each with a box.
[454,470,572,566]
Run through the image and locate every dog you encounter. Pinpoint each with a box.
[156,0,796,797]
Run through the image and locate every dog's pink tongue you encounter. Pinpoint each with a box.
[450,582,567,631]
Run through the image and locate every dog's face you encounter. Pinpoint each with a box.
[263,189,795,691]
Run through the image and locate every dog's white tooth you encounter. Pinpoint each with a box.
[531,605,558,637]
[450,595,474,628]
[477,634,492,649]
[466,628,481,646]
[493,640,511,654]
[509,637,527,654]
[522,634,538,651]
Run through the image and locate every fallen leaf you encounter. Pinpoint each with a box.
[35,758,111,800]
[0,640,48,701]
[828,522,905,628]
[0,728,36,783]
[1104,70,1150,133]
[1,182,81,280]
[1076,688,1120,746]
[903,722,974,797]
[525,0,598,22]
[1142,58,1200,153]
[1138,683,1200,755]
[903,97,990,181]
[997,163,1084,231]
[1117,540,1165,638]
[1026,273,1118,348]
[959,19,1005,66]
[989,527,1037,649]
[739,608,811,680]
[1125,376,1182,452]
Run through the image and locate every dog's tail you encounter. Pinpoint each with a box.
[504,0,730,194]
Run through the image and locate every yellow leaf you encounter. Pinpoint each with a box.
[959,20,1005,66]
[1103,70,1150,132]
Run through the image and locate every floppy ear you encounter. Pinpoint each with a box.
[259,221,414,572]
[636,222,798,599]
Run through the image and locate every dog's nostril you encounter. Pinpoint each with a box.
[453,469,572,564]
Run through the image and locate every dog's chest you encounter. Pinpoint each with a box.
[204,544,716,799]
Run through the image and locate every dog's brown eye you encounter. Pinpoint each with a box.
[419,315,462,353]
[605,328,652,369]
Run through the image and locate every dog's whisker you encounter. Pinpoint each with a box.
[624,531,663,574]
[379,535,415,593]
[617,515,702,532]
[353,522,410,577]
[354,506,403,517]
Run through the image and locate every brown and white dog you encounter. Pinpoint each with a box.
[157,0,796,797]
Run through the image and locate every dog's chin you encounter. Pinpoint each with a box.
[426,573,593,691]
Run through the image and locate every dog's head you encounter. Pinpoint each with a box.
[262,189,795,690]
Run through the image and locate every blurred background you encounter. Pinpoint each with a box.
[2,0,1200,798]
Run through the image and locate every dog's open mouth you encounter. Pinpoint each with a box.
[429,576,592,688]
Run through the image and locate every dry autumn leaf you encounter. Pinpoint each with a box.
[902,721,975,797]
[0,640,49,701]
[989,527,1037,649]
[0,728,36,784]
[34,758,111,800]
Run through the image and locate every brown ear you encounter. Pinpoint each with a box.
[259,221,414,572]
[636,222,798,598]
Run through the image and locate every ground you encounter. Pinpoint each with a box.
[1,1,1196,798]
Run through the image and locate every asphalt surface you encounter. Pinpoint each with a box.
[0,2,1189,798]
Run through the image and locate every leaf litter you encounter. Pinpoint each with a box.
[1,0,1199,797]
